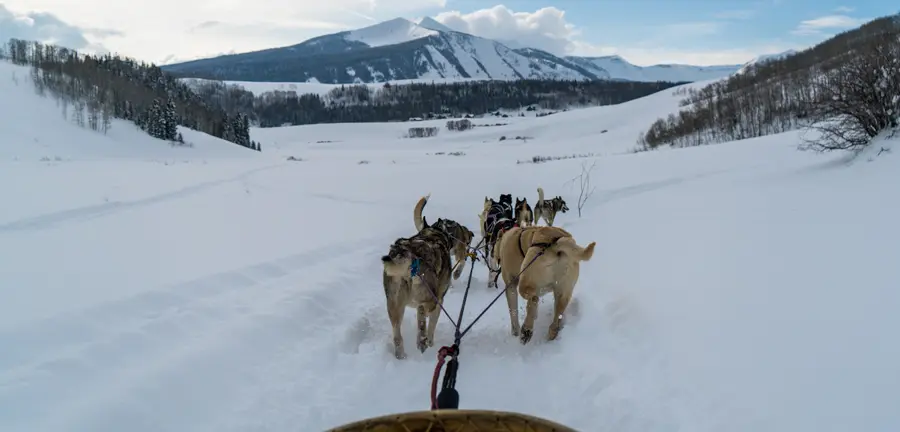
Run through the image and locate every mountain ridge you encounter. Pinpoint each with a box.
[161,17,744,84]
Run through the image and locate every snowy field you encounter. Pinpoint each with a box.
[1,60,898,432]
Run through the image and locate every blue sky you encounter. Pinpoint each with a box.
[424,0,896,65]
[1,0,896,66]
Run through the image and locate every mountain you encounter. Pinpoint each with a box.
[733,49,799,75]
[566,55,742,83]
[161,17,741,84]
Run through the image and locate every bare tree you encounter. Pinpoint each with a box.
[565,160,597,218]
[802,31,900,152]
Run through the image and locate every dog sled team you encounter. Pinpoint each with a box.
[381,187,596,359]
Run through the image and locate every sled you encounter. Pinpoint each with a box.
[328,409,577,431]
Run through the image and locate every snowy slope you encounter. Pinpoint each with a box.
[734,49,800,75]
[567,55,742,82]
[415,16,456,33]
[163,17,740,84]
[344,17,438,48]
[3,59,900,432]
[0,63,255,162]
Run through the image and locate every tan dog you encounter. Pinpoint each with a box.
[493,225,595,344]
[413,194,475,280]
[382,196,454,359]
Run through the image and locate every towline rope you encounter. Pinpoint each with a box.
[411,232,549,410]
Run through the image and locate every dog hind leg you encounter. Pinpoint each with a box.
[386,294,407,359]
[425,301,442,349]
[548,286,574,341]
[416,304,429,353]
[452,243,467,280]
[519,291,540,345]
[503,274,521,336]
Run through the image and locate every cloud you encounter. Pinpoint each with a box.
[0,0,448,64]
[431,5,786,66]
[434,5,577,55]
[834,6,854,13]
[792,14,868,36]
[0,4,119,53]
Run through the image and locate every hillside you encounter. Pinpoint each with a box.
[4,33,900,431]
[161,17,741,84]
[638,13,900,151]
[0,61,254,161]
[567,55,742,82]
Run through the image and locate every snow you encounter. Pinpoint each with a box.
[734,49,800,75]
[2,58,900,432]
[570,55,743,82]
[344,17,438,48]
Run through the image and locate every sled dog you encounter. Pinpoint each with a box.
[492,225,595,344]
[382,196,454,359]
[479,194,515,288]
[514,197,534,227]
[534,187,569,226]
[413,193,475,280]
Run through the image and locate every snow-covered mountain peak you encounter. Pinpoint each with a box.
[344,17,438,48]
[415,16,455,33]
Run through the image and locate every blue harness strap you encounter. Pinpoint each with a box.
[410,258,421,277]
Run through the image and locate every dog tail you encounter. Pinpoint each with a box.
[414,193,431,232]
[382,254,412,278]
[554,237,596,261]
[537,187,545,207]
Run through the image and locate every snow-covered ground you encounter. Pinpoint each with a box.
[2,60,898,432]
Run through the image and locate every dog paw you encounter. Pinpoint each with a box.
[519,328,533,345]
[511,327,519,337]
[394,348,407,360]
[417,337,430,353]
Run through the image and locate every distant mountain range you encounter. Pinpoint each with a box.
[161,17,747,84]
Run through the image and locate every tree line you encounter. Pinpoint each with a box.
[3,38,260,151]
[637,14,900,152]
[186,77,684,127]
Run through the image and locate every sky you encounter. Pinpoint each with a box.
[0,0,895,67]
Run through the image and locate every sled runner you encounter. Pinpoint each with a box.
[328,409,577,431]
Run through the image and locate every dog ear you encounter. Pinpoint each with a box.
[422,216,429,228]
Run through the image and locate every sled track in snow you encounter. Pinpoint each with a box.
[0,236,384,432]
[0,164,284,232]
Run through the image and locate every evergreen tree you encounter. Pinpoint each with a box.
[164,99,178,140]
[148,99,163,138]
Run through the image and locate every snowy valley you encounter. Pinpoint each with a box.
[2,17,900,430]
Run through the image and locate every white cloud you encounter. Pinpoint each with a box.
[433,5,779,66]
[0,0,447,64]
[434,5,577,55]
[834,6,854,13]
[792,14,868,36]
[0,4,117,54]
[0,1,796,68]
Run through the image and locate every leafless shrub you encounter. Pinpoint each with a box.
[563,161,597,218]
[802,31,900,152]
